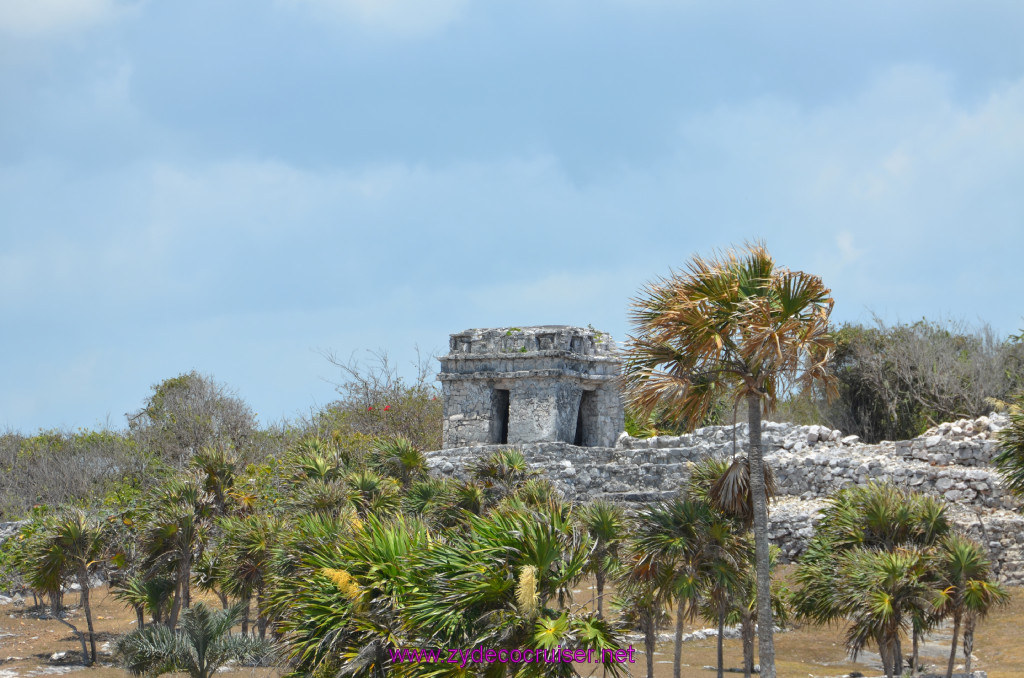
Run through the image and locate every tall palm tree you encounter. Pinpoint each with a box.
[116,601,276,678]
[577,499,628,618]
[26,509,106,665]
[623,242,836,678]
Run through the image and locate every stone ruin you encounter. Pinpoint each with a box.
[430,325,1024,585]
[437,326,624,448]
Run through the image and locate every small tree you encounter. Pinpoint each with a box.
[26,509,106,665]
[116,602,275,678]
[577,499,628,618]
[129,372,257,465]
[933,533,1008,678]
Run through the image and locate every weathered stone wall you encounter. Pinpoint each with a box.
[427,413,1024,584]
[438,326,624,448]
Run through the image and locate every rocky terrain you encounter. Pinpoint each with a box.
[428,413,1024,584]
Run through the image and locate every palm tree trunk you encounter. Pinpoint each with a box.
[673,596,685,678]
[183,559,192,609]
[912,627,920,677]
[218,591,229,610]
[167,578,184,628]
[747,394,775,678]
[963,615,975,673]
[882,639,894,678]
[135,605,145,629]
[241,595,250,636]
[717,607,725,678]
[741,609,755,678]
[596,569,605,618]
[946,610,962,678]
[80,581,97,665]
[644,611,656,678]
[257,587,267,639]
[894,635,903,677]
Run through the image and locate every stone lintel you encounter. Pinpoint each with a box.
[438,370,618,383]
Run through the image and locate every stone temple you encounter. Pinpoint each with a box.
[437,326,624,448]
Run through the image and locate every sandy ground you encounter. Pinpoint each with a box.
[1,583,1021,678]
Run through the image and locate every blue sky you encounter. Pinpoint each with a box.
[2,0,1023,433]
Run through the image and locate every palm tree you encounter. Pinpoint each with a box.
[26,509,106,665]
[793,483,952,674]
[933,533,1008,678]
[577,499,628,618]
[623,242,836,678]
[372,435,426,488]
[345,469,401,518]
[219,513,282,638]
[189,445,238,515]
[142,475,216,628]
[404,504,625,677]
[272,513,428,678]
[960,577,1009,672]
[111,573,176,627]
[472,447,535,505]
[632,497,739,678]
[993,393,1024,497]
[116,601,276,678]
[617,538,673,678]
[193,546,231,609]
[834,547,931,678]
[287,437,347,484]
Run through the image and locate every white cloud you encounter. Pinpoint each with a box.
[282,0,468,37]
[0,0,123,37]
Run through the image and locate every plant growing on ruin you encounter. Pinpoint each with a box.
[622,241,836,678]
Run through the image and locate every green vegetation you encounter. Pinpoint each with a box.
[116,602,276,678]
[775,319,1024,442]
[791,482,1007,678]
